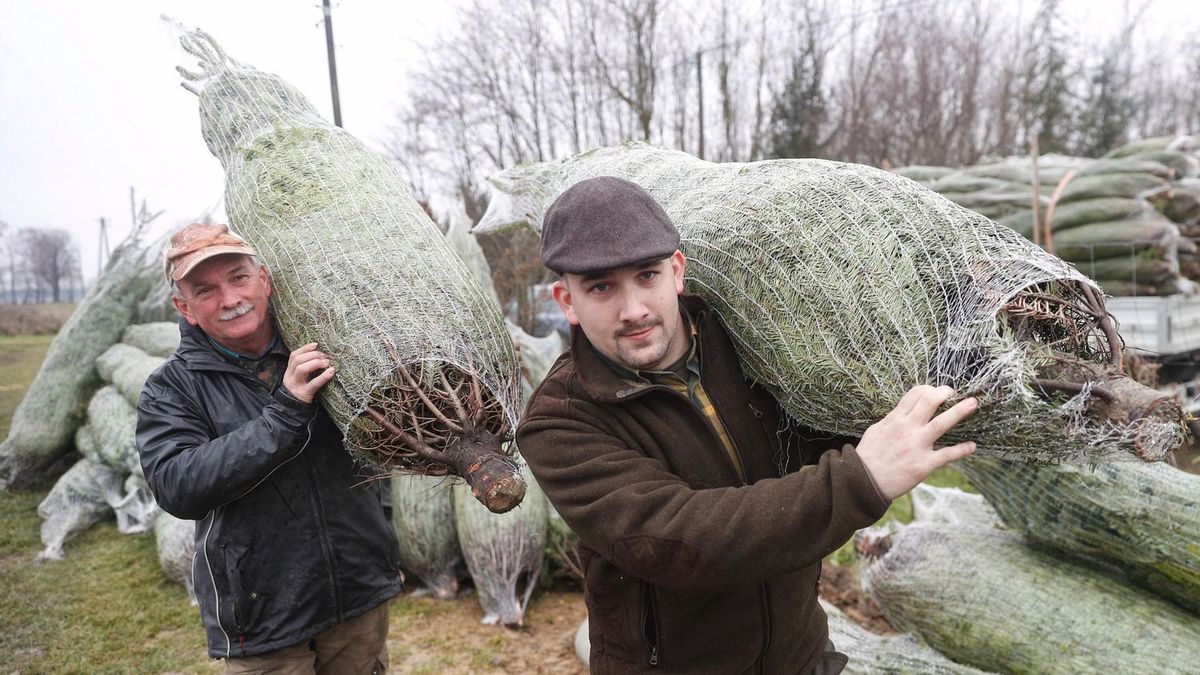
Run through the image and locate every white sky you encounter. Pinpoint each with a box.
[0,0,1193,281]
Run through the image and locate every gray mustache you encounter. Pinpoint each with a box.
[219,304,255,321]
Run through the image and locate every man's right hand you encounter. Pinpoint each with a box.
[282,343,336,404]
[855,385,978,501]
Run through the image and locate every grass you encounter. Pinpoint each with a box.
[0,334,56,441]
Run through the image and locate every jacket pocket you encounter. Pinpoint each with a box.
[642,583,661,667]
[220,543,251,634]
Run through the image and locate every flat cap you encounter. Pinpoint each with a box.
[164,223,257,282]
[540,176,680,274]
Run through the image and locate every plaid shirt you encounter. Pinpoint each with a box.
[596,313,745,482]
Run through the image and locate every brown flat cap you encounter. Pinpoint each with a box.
[164,223,257,282]
[540,176,680,274]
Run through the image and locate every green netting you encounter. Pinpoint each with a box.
[859,521,1200,674]
[959,456,1200,614]
[176,29,523,509]
[0,237,155,490]
[452,461,547,626]
[95,343,165,408]
[478,141,1182,462]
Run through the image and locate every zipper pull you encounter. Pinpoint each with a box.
[649,645,659,666]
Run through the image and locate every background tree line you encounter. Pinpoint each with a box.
[0,218,82,305]
[387,0,1199,328]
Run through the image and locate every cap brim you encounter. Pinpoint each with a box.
[169,245,258,282]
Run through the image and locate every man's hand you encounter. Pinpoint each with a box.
[282,343,336,404]
[855,385,978,501]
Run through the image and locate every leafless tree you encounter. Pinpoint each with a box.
[20,228,79,304]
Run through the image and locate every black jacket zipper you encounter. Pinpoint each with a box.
[643,583,661,667]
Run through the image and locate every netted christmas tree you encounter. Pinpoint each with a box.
[477,141,1184,462]
[177,29,524,512]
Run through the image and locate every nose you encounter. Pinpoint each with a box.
[216,283,240,308]
[616,285,650,324]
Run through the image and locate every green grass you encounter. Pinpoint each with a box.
[0,335,56,440]
[0,489,211,673]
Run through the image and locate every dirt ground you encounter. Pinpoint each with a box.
[379,563,886,673]
[384,590,587,674]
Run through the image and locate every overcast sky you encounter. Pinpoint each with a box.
[0,0,1194,281]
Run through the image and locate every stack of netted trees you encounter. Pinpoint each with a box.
[35,322,177,560]
[895,135,1200,297]
[858,478,1200,674]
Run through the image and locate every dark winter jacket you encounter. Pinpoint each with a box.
[136,319,402,658]
[517,295,889,674]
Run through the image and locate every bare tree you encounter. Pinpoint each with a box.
[586,0,662,141]
[20,228,79,304]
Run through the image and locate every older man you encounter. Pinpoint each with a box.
[136,223,402,674]
[517,177,978,674]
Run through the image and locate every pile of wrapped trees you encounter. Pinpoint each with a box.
[35,322,177,560]
[895,134,1200,296]
[858,477,1200,674]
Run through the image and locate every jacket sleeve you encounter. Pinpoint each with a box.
[517,400,889,594]
[136,366,317,520]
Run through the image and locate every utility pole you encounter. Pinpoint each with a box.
[322,0,343,127]
[97,217,109,273]
[695,50,704,160]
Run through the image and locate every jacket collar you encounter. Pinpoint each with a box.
[572,294,730,403]
[175,316,277,375]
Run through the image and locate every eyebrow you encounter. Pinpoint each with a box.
[580,260,662,282]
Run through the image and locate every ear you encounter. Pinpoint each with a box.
[551,279,580,326]
[172,293,200,326]
[258,264,272,297]
[669,250,686,294]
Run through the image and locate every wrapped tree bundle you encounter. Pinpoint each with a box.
[120,322,181,358]
[177,29,523,512]
[85,385,140,474]
[958,456,1200,613]
[453,462,548,625]
[819,600,991,675]
[996,197,1149,235]
[36,457,124,561]
[891,165,953,182]
[95,343,166,408]
[0,237,156,490]
[154,510,197,604]
[1104,135,1198,160]
[907,484,999,530]
[574,617,590,667]
[858,522,1200,674]
[1050,219,1180,262]
[1055,172,1172,204]
[390,474,465,600]
[478,141,1183,461]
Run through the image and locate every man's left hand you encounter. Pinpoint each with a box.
[283,343,336,404]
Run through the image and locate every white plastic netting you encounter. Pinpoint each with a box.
[154,510,198,604]
[859,521,1200,673]
[390,474,465,600]
[452,462,547,626]
[958,456,1200,613]
[477,141,1183,462]
[176,29,523,511]
[819,599,991,675]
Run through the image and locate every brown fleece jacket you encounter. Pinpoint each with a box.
[517,295,889,674]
